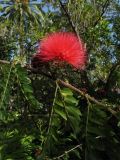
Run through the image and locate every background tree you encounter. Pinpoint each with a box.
[0,0,120,160]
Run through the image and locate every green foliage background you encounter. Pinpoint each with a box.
[0,0,120,160]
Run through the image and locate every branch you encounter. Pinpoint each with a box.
[57,79,117,115]
[26,66,54,79]
[53,144,82,159]
[57,80,107,107]
[93,0,111,27]
[59,0,76,34]
[0,59,54,79]
[0,59,117,115]
[0,59,10,64]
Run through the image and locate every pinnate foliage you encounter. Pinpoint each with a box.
[0,0,120,160]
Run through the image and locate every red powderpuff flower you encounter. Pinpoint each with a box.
[36,32,87,69]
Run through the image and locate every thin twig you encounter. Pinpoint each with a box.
[0,64,13,108]
[0,59,10,64]
[59,0,81,42]
[47,81,58,134]
[85,97,91,160]
[40,81,58,157]
[93,0,111,27]
[59,0,76,34]
[53,144,82,159]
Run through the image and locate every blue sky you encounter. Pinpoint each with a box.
[0,0,54,14]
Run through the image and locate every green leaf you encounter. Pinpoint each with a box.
[73,149,81,159]
[54,108,67,120]
[69,115,80,134]
[117,122,120,128]
[61,88,73,97]
[55,99,64,107]
[66,106,82,117]
[64,96,78,105]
